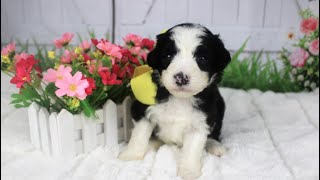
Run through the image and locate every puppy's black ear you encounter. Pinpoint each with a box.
[214,35,231,72]
[147,33,166,70]
[146,48,159,70]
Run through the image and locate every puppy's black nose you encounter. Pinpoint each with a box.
[174,72,189,86]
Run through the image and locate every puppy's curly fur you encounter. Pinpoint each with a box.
[119,23,231,180]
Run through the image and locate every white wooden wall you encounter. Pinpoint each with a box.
[1,0,113,45]
[116,0,318,52]
[1,0,318,52]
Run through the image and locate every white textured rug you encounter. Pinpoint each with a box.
[1,73,319,180]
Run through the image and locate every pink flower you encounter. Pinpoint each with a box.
[14,53,30,64]
[300,17,319,35]
[43,65,72,82]
[140,51,148,61]
[80,40,91,51]
[128,46,142,55]
[309,38,319,55]
[123,34,142,47]
[96,41,122,59]
[54,32,74,48]
[61,50,76,64]
[1,43,16,56]
[55,71,89,100]
[289,48,310,67]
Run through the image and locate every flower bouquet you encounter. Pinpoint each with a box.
[1,33,155,118]
[280,9,319,91]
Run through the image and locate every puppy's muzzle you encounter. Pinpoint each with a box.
[174,72,189,87]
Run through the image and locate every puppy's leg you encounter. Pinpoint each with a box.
[147,138,164,151]
[118,119,155,161]
[206,138,226,157]
[178,130,207,180]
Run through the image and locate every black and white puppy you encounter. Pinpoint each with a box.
[119,23,231,179]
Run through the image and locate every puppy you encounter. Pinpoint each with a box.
[119,23,231,179]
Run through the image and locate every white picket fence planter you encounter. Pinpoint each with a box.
[27,96,134,158]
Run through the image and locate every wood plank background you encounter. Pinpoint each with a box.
[1,0,319,52]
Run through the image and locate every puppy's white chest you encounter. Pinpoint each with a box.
[147,97,207,146]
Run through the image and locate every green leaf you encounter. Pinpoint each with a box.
[231,37,249,62]
[80,100,97,118]
[88,29,96,39]
[138,59,145,65]
[102,56,112,67]
[14,104,29,108]
[77,32,83,42]
[45,83,57,95]
[11,93,27,100]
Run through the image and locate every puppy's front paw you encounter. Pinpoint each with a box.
[209,145,226,157]
[206,139,226,157]
[118,148,145,161]
[177,161,202,180]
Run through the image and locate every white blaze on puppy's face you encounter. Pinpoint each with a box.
[161,26,210,98]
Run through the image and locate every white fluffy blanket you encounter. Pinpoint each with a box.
[1,73,319,180]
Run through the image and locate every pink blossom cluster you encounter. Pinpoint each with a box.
[289,17,319,67]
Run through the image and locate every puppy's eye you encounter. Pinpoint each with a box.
[166,54,173,59]
[197,56,207,62]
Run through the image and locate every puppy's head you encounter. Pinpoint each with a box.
[147,23,231,98]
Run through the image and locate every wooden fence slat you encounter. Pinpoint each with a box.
[38,108,51,155]
[75,140,84,155]
[74,116,82,130]
[57,109,76,159]
[123,96,133,142]
[73,115,82,142]
[97,134,104,146]
[49,112,60,157]
[81,114,97,153]
[28,102,41,149]
[103,100,118,148]
[27,96,132,157]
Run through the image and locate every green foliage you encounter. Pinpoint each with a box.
[80,100,97,119]
[11,85,44,108]
[220,40,300,92]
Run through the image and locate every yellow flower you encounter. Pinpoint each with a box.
[67,97,80,110]
[93,51,102,59]
[78,55,84,61]
[1,55,10,64]
[74,47,82,55]
[48,51,56,59]
[54,62,61,70]
[1,55,13,71]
